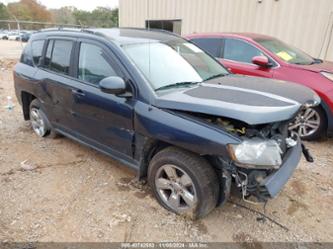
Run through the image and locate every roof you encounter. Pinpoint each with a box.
[35,27,182,45]
[186,32,275,41]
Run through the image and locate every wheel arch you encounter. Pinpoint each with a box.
[21,91,36,120]
[137,137,172,179]
[137,136,233,208]
[319,98,333,135]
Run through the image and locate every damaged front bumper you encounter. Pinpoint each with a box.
[233,137,303,202]
[260,137,302,198]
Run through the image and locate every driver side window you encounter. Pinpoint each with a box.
[78,43,118,85]
[223,39,263,64]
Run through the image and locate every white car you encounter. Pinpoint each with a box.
[7,32,19,40]
[0,32,8,40]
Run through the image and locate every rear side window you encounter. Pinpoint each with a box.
[78,43,118,84]
[223,39,263,63]
[190,38,223,58]
[44,39,73,75]
[20,45,33,66]
[31,40,44,66]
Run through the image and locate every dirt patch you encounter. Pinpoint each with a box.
[290,180,307,196]
[0,58,17,70]
[287,198,308,215]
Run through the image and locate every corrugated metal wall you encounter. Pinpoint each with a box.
[119,0,333,60]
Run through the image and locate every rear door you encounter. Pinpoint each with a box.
[190,37,223,59]
[34,38,77,130]
[70,39,135,157]
[220,38,274,78]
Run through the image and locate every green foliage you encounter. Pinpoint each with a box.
[50,6,77,25]
[72,7,119,27]
[0,0,119,29]
[0,3,10,28]
[0,3,10,19]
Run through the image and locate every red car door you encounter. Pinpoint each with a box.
[220,38,274,78]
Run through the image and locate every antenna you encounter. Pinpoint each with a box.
[147,0,150,30]
[147,0,151,85]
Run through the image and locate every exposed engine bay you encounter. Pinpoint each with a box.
[182,110,314,204]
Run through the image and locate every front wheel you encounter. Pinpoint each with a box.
[289,106,327,140]
[148,147,219,219]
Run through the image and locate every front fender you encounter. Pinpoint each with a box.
[134,102,241,157]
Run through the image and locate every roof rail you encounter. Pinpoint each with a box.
[38,26,89,32]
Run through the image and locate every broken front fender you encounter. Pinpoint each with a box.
[134,102,241,157]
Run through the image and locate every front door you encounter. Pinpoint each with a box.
[70,40,135,157]
[220,38,274,78]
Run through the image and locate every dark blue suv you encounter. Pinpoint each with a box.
[14,28,318,218]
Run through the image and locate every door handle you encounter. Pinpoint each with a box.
[72,89,85,97]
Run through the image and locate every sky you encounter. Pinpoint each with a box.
[1,0,119,11]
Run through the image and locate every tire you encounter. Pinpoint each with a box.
[289,106,327,141]
[148,147,219,219]
[29,99,58,138]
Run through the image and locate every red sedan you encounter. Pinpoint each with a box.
[186,33,333,140]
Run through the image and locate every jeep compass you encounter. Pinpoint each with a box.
[14,28,318,218]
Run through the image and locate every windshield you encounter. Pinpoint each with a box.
[256,38,315,65]
[122,40,228,90]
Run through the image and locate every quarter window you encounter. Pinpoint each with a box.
[223,39,263,63]
[20,45,33,66]
[191,38,223,58]
[78,43,117,84]
[44,40,54,67]
[31,40,44,66]
[44,40,73,75]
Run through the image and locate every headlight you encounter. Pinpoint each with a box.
[228,139,283,169]
[321,71,333,81]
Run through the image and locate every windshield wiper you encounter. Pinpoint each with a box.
[294,58,322,65]
[294,62,312,65]
[155,81,200,91]
[204,73,229,81]
[311,58,323,64]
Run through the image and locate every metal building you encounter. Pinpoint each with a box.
[119,0,333,60]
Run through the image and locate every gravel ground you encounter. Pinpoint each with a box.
[0,40,332,243]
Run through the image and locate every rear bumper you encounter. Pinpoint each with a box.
[260,138,302,198]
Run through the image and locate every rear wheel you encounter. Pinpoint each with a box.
[29,99,57,138]
[148,147,219,219]
[289,106,327,140]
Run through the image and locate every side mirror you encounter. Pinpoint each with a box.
[252,56,272,68]
[99,76,127,95]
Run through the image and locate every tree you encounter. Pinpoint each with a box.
[0,3,10,29]
[7,0,51,22]
[0,1,118,30]
[73,7,118,28]
[50,6,76,25]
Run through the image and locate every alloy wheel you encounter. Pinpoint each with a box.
[155,164,197,213]
[30,107,47,137]
[289,108,320,137]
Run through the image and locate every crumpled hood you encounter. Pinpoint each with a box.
[291,60,333,73]
[154,75,320,125]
